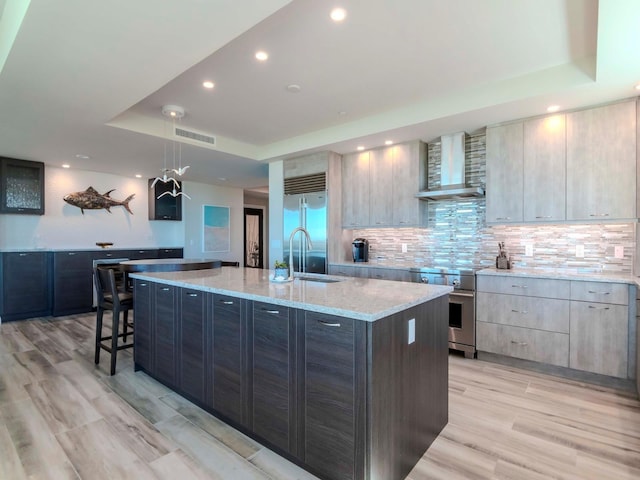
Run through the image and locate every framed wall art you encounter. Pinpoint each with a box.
[203,205,230,252]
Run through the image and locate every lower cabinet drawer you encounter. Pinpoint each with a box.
[477,321,569,367]
[477,293,570,333]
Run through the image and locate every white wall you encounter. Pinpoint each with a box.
[182,180,245,262]
[0,166,183,249]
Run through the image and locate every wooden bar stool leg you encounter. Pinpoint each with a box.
[95,307,104,365]
[110,307,120,375]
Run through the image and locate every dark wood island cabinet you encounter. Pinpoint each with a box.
[131,268,450,480]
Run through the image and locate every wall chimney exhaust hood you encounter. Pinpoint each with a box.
[416,132,484,200]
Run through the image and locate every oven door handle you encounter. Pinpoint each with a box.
[449,292,475,298]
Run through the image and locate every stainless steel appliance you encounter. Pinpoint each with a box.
[352,238,369,262]
[410,267,476,358]
[283,191,327,274]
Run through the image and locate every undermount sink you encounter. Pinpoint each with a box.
[296,276,342,283]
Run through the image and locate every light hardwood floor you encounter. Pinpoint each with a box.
[1,313,639,480]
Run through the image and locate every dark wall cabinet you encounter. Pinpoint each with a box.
[148,179,182,221]
[0,157,45,215]
[0,251,50,321]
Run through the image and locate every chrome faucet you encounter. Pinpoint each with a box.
[288,226,313,279]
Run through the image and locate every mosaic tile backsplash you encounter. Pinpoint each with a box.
[353,133,636,274]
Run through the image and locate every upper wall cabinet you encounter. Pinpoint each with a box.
[523,115,566,222]
[342,151,370,228]
[566,100,636,221]
[342,141,424,228]
[0,157,45,215]
[148,179,183,221]
[486,123,524,223]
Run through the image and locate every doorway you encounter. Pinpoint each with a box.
[244,207,264,268]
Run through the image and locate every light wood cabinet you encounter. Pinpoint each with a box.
[369,147,393,226]
[342,141,424,227]
[477,322,569,367]
[569,301,628,378]
[342,151,370,228]
[566,101,636,221]
[477,275,570,299]
[486,122,524,223]
[392,142,422,226]
[523,115,566,222]
[477,274,632,379]
[569,280,631,378]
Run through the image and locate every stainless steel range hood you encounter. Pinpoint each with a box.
[416,132,484,200]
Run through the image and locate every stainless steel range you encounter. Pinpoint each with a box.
[410,267,476,358]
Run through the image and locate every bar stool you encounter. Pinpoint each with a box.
[94,266,134,375]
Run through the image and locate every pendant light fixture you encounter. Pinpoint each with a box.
[151,105,191,199]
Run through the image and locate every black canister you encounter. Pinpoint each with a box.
[352,238,369,262]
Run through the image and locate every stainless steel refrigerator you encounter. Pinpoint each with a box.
[283,192,327,274]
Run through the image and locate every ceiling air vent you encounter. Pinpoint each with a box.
[284,173,326,195]
[175,127,216,146]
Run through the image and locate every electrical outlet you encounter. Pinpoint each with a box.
[614,246,624,259]
[401,243,408,253]
[408,318,415,344]
[576,245,585,258]
[525,244,533,257]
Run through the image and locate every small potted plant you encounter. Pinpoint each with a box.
[273,260,289,280]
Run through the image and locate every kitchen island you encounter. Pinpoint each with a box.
[130,267,451,480]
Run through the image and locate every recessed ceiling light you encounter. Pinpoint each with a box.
[357,146,365,151]
[635,83,640,90]
[338,111,347,116]
[203,81,215,89]
[286,84,301,93]
[75,154,90,159]
[218,177,227,181]
[330,7,347,22]
[547,105,560,112]
[62,164,70,169]
[385,140,393,145]
[135,174,142,178]
[255,51,268,61]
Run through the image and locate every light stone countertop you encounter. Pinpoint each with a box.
[129,267,452,322]
[477,266,639,286]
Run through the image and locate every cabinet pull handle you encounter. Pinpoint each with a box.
[510,340,528,346]
[318,320,341,327]
[139,283,147,286]
[161,287,170,291]
[587,290,610,295]
[19,253,27,256]
[511,310,528,314]
[188,293,198,297]
[588,305,610,310]
[262,308,280,314]
[221,300,234,305]
[535,215,552,219]
[589,213,610,217]
[496,217,511,220]
[68,252,76,256]
[511,285,528,289]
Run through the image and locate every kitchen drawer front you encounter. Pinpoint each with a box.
[570,281,629,305]
[477,321,569,367]
[477,292,570,333]
[328,264,356,277]
[477,275,570,299]
[369,267,410,282]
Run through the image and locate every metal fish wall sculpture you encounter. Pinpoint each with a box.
[63,187,135,214]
